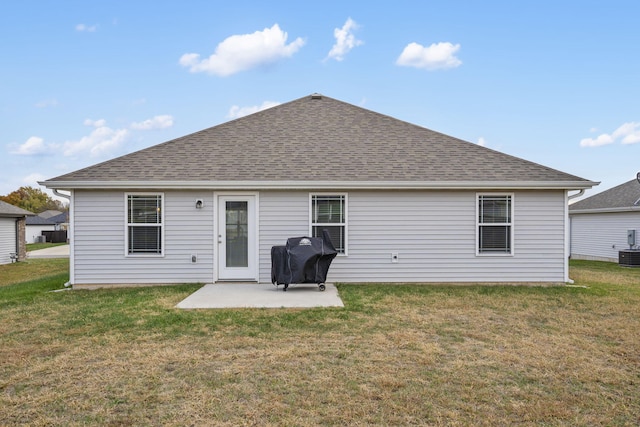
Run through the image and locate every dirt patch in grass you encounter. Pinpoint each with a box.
[1,261,639,425]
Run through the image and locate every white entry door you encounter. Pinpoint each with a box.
[217,194,258,281]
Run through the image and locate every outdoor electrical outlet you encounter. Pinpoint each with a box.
[391,252,399,263]
[191,254,197,263]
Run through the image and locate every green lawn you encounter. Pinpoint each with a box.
[26,242,67,252]
[0,259,639,426]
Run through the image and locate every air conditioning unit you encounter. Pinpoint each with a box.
[619,250,640,267]
[35,235,46,243]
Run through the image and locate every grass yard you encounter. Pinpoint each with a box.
[26,242,68,252]
[1,260,639,426]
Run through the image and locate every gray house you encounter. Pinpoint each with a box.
[570,178,640,262]
[41,94,596,288]
[0,200,33,264]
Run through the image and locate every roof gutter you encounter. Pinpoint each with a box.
[39,180,599,191]
[569,206,640,214]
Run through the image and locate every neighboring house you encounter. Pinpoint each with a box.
[569,178,640,262]
[48,211,69,231]
[0,200,33,264]
[25,215,56,243]
[40,94,596,288]
[26,211,69,243]
[39,209,63,219]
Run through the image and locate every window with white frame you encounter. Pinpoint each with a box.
[477,194,513,255]
[310,194,346,254]
[126,194,163,255]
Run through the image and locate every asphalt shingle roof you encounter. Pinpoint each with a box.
[0,200,34,217]
[44,94,592,187]
[570,179,640,212]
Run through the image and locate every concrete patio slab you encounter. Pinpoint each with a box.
[176,283,344,309]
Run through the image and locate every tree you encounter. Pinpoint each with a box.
[0,186,66,213]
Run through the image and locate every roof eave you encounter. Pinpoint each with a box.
[40,180,598,191]
[0,213,30,218]
[569,206,640,214]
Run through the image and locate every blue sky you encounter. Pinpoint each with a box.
[2,1,639,201]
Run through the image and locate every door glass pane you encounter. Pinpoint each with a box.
[226,201,248,267]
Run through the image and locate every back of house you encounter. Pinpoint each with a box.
[41,94,596,288]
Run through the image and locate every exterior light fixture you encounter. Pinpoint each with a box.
[195,199,204,209]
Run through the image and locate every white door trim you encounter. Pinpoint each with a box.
[214,192,259,282]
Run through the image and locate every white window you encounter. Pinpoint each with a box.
[477,194,513,255]
[126,193,163,255]
[310,194,347,254]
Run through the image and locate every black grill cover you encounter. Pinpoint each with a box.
[271,229,338,285]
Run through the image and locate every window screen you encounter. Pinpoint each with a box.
[127,194,163,254]
[311,194,346,254]
[478,195,512,254]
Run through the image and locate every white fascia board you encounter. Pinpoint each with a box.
[569,206,640,215]
[39,180,598,191]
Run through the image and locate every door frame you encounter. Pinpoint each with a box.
[214,191,259,282]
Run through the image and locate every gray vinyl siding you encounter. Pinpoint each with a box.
[258,191,309,280]
[0,217,16,265]
[72,190,214,285]
[258,190,567,284]
[570,212,640,262]
[72,189,567,285]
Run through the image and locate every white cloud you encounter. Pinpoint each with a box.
[84,118,107,128]
[63,125,129,158]
[326,18,363,62]
[35,99,59,108]
[580,122,640,147]
[396,41,462,70]
[179,24,305,76]
[622,133,640,144]
[613,122,640,144]
[579,134,614,147]
[22,172,47,187]
[227,101,280,119]
[130,115,174,130]
[477,137,487,147]
[76,23,98,32]
[10,136,53,155]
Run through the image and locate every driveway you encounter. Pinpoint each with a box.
[27,244,70,258]
[176,283,344,309]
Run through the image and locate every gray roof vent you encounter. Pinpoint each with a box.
[311,93,322,100]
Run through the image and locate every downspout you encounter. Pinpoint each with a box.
[52,189,72,288]
[53,189,71,201]
[565,189,585,283]
[567,189,585,201]
[13,218,21,262]
[565,191,574,284]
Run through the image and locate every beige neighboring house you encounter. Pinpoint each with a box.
[0,200,33,264]
[40,94,596,288]
[570,178,640,262]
